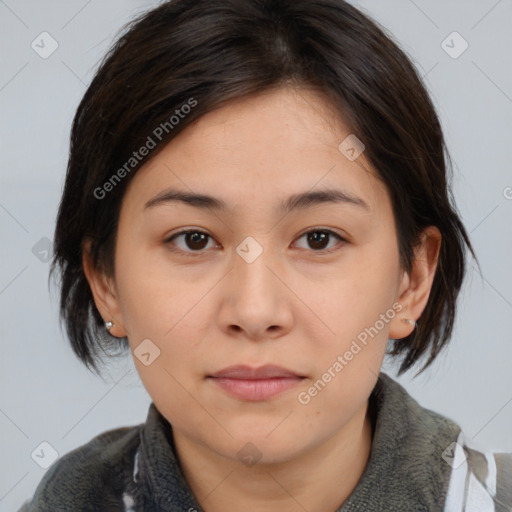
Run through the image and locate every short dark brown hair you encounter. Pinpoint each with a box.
[51,0,479,378]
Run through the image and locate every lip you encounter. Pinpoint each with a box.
[207,365,306,401]
[209,364,304,379]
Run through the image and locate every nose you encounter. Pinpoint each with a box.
[217,238,294,341]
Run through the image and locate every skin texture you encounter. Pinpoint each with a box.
[83,86,441,511]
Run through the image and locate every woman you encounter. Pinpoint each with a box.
[20,0,511,510]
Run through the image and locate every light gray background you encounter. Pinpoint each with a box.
[1,0,511,510]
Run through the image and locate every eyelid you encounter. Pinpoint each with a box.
[165,226,348,255]
[164,228,218,257]
[296,225,347,241]
[294,226,348,254]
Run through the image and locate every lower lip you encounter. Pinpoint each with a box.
[208,377,304,401]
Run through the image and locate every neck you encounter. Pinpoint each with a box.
[172,400,373,512]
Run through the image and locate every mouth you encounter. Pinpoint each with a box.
[207,364,306,401]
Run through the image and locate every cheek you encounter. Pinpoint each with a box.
[316,246,399,338]
[114,240,201,336]
[299,245,399,398]
[114,246,219,402]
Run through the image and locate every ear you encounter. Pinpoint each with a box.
[82,239,128,338]
[388,225,442,340]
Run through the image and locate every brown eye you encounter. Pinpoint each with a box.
[307,231,329,250]
[167,230,215,253]
[294,229,346,253]
[166,227,346,256]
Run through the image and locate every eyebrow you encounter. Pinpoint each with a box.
[143,187,370,214]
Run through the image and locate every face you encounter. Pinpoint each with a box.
[86,86,429,465]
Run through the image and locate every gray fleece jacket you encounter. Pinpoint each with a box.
[19,372,512,511]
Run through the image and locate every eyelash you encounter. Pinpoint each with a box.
[164,227,347,257]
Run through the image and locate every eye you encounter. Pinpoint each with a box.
[165,229,217,255]
[165,227,347,256]
[294,228,347,253]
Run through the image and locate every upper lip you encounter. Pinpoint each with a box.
[208,364,304,379]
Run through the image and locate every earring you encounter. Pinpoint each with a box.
[401,318,417,328]
[105,321,114,332]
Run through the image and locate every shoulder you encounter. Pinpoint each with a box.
[360,373,512,511]
[20,423,142,512]
[377,374,512,509]
[444,434,512,511]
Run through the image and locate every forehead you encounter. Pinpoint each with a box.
[123,86,389,217]
[185,86,351,150]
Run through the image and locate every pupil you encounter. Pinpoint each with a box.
[309,231,327,250]
[187,232,207,250]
